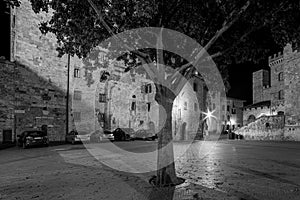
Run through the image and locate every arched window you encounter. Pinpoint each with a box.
[278,90,284,100]
[193,82,198,92]
[248,115,256,124]
[278,72,284,81]
[278,111,284,116]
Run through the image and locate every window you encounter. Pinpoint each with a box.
[232,108,236,114]
[99,93,106,102]
[227,105,230,112]
[193,82,198,92]
[148,84,152,93]
[98,113,105,122]
[278,72,284,81]
[278,90,284,100]
[74,90,82,100]
[74,68,80,78]
[194,103,198,111]
[142,84,152,93]
[184,102,187,110]
[131,102,136,111]
[147,102,151,112]
[73,112,81,122]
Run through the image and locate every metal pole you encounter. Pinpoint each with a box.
[66,54,71,136]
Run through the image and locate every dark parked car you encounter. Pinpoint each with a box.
[135,129,157,140]
[17,130,49,149]
[90,130,114,143]
[65,130,91,144]
[113,128,134,141]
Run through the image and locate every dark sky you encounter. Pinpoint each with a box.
[226,29,282,106]
[227,62,266,105]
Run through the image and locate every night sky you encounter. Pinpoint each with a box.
[227,62,267,105]
[226,29,282,106]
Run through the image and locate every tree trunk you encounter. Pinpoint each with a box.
[155,84,178,186]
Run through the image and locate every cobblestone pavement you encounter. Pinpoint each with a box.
[0,140,300,200]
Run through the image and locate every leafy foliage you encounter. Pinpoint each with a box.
[6,0,300,89]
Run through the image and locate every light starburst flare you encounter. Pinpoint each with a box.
[202,109,217,121]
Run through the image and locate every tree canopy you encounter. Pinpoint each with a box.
[6,0,300,90]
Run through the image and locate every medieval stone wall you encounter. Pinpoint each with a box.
[243,106,271,125]
[0,61,15,143]
[284,45,300,127]
[236,115,285,140]
[0,60,68,142]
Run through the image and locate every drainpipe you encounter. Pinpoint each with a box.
[66,54,71,136]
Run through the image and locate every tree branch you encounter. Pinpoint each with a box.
[170,0,251,80]
[87,0,159,78]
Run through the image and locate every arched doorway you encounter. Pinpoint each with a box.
[247,115,256,124]
[180,122,187,140]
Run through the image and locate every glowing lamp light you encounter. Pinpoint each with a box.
[202,109,216,121]
[230,118,236,125]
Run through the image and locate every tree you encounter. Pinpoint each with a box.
[7,0,300,190]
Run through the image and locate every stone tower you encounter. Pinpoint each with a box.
[252,69,270,104]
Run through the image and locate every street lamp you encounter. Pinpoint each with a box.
[201,108,216,136]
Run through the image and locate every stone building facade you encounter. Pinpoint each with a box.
[1,0,239,142]
[244,45,291,125]
[239,43,300,141]
[0,0,82,142]
[172,76,206,140]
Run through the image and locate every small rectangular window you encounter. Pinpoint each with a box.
[184,102,187,110]
[147,102,151,112]
[279,90,284,100]
[99,93,106,102]
[147,84,152,93]
[278,72,284,81]
[98,113,105,122]
[144,84,152,94]
[193,82,198,92]
[74,68,80,78]
[131,102,136,111]
[73,112,81,122]
[232,108,236,114]
[74,90,82,101]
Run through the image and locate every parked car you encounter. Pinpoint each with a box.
[65,130,90,144]
[90,130,114,143]
[135,129,157,140]
[17,130,49,149]
[113,128,134,141]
